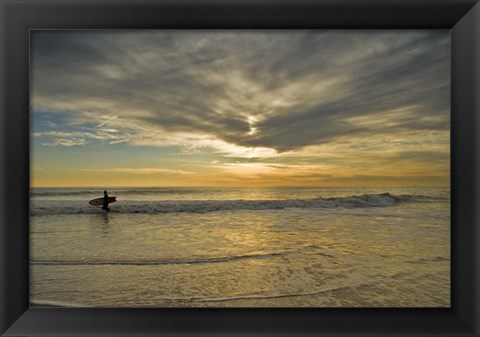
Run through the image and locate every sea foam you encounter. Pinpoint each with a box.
[30,193,438,215]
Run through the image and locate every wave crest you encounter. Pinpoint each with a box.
[30,193,442,215]
[31,252,286,266]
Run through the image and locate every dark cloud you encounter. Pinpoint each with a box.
[31,30,450,152]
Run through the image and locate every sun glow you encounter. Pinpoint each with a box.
[31,30,450,187]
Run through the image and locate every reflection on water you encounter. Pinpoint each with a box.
[30,186,450,307]
[87,212,111,237]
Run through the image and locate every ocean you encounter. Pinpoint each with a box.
[30,186,450,307]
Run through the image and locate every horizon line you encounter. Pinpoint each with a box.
[30,184,450,189]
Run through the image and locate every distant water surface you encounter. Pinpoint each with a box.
[30,186,450,307]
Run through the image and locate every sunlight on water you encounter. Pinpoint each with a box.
[30,186,450,307]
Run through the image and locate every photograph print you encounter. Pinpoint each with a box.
[30,30,450,307]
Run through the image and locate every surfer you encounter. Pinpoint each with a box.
[102,190,110,212]
[88,192,116,209]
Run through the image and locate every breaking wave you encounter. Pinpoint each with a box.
[30,193,442,216]
[30,251,286,266]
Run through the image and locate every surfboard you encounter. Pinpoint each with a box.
[89,196,117,206]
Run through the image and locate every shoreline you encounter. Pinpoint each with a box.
[30,303,65,308]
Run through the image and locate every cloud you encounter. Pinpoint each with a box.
[96,115,119,128]
[76,168,193,175]
[33,130,130,146]
[30,30,450,186]
[43,138,88,147]
[44,120,57,128]
[31,30,449,155]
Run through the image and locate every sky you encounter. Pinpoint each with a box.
[30,30,450,187]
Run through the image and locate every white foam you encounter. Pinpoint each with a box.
[30,299,92,307]
[28,193,424,215]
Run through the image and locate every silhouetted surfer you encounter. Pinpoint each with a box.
[102,190,110,212]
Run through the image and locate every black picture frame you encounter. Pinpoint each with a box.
[1,0,479,336]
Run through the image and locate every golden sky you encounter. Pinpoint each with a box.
[31,30,450,187]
